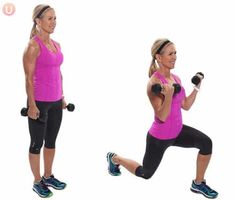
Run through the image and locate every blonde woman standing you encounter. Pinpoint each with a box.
[23,4,67,198]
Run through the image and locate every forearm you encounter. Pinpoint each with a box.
[155,96,172,122]
[182,89,198,110]
[25,77,36,107]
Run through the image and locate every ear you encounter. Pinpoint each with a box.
[155,54,162,63]
[35,18,41,26]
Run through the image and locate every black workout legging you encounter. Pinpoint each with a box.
[28,99,63,154]
[135,124,212,179]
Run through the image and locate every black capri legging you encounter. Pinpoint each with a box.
[135,124,212,179]
[28,99,63,154]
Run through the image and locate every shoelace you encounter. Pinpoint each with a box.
[38,181,49,190]
[200,183,215,193]
[49,177,63,186]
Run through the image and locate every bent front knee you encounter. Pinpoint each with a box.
[199,137,213,155]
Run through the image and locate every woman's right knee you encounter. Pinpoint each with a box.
[135,166,154,180]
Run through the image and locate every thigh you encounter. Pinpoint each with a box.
[28,118,46,143]
[28,101,49,146]
[45,100,63,142]
[173,124,211,149]
[142,133,173,173]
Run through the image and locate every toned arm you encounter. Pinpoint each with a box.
[147,77,174,122]
[23,39,40,119]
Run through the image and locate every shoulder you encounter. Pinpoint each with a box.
[147,75,162,95]
[149,74,162,85]
[23,38,40,58]
[26,38,40,53]
[149,70,164,86]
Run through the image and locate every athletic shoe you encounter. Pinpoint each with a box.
[106,152,121,176]
[190,180,218,199]
[33,180,53,198]
[42,175,66,190]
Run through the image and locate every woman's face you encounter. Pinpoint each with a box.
[157,43,177,69]
[38,9,56,34]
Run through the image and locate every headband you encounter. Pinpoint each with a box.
[156,40,171,54]
[35,6,50,19]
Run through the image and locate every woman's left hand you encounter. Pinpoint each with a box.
[62,98,67,109]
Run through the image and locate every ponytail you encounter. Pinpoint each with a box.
[30,23,37,39]
[148,57,158,78]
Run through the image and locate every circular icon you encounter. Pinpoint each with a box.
[2,3,16,16]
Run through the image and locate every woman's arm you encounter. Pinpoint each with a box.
[23,39,40,119]
[147,77,174,122]
[181,82,201,110]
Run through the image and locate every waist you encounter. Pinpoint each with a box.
[34,77,62,101]
[149,123,183,140]
[149,110,183,140]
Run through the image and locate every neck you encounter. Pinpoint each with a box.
[158,67,171,78]
[37,33,50,43]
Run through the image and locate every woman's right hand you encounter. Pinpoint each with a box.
[161,84,174,98]
[27,105,40,120]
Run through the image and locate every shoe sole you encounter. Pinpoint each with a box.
[108,170,121,176]
[190,187,218,199]
[44,182,67,190]
[33,188,53,198]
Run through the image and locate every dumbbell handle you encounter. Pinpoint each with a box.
[151,83,181,95]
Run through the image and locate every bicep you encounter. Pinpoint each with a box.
[23,43,39,77]
[147,77,164,113]
[181,97,187,110]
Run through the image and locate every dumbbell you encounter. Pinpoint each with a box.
[20,103,75,117]
[20,107,44,122]
[191,72,204,86]
[66,103,75,111]
[151,83,181,95]
[20,107,30,116]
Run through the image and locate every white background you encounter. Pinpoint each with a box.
[0,0,234,199]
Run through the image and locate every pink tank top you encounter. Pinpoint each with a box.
[33,36,63,101]
[148,71,186,140]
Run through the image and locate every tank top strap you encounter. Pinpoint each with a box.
[33,35,46,50]
[172,73,181,84]
[51,39,60,50]
[153,71,168,84]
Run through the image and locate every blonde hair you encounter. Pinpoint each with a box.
[148,38,172,77]
[30,4,52,39]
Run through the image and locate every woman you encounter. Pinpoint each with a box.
[23,4,66,198]
[107,39,218,199]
